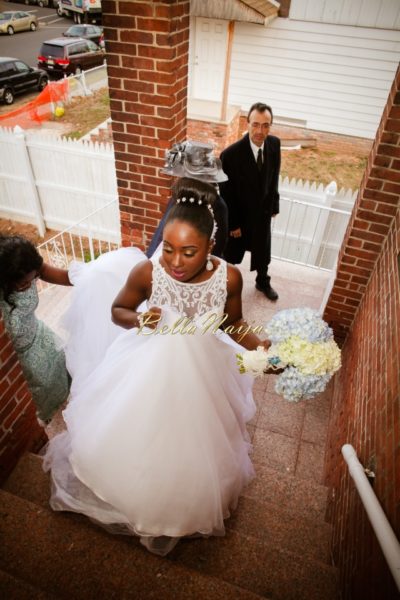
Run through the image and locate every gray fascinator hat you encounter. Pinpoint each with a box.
[161,140,228,183]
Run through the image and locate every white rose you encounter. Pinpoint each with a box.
[242,347,268,375]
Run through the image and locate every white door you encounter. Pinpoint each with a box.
[193,17,228,100]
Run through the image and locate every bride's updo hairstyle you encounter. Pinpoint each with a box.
[165,177,218,241]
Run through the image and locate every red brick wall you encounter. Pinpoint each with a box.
[323,66,400,599]
[187,109,241,156]
[0,316,47,484]
[102,0,190,248]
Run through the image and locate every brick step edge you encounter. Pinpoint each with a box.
[3,453,339,600]
[0,489,264,600]
[4,452,333,565]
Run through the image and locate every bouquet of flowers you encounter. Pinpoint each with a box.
[237,308,341,402]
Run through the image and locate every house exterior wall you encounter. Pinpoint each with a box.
[323,66,400,599]
[227,17,400,139]
[290,0,400,30]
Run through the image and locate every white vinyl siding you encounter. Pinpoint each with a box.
[228,17,400,138]
[289,0,400,30]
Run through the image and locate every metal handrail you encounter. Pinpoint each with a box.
[342,444,400,590]
[37,199,118,248]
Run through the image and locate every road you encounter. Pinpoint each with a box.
[0,1,71,67]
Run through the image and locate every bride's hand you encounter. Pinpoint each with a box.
[258,339,284,374]
[259,339,271,351]
[137,306,162,330]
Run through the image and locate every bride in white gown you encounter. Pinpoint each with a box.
[44,177,272,556]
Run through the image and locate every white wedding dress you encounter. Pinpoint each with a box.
[44,249,256,555]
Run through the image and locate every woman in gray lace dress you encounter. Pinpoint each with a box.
[0,235,72,422]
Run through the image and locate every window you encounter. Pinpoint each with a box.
[87,40,99,51]
[41,44,65,58]
[15,61,30,74]
[0,62,16,76]
[68,42,87,56]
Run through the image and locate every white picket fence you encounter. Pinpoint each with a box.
[275,178,356,270]
[0,126,357,270]
[0,126,120,241]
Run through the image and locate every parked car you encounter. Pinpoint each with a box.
[63,24,104,47]
[5,0,55,3]
[0,57,48,105]
[23,1,58,6]
[0,11,38,35]
[38,37,105,77]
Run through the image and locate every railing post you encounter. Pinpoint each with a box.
[79,71,92,96]
[325,180,337,202]
[88,227,95,261]
[13,126,45,237]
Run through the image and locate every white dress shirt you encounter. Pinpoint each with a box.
[249,138,263,163]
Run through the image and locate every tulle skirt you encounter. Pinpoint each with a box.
[44,249,256,555]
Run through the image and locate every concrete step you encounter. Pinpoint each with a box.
[4,453,333,563]
[4,453,339,600]
[226,495,332,563]
[0,568,56,599]
[172,528,339,600]
[3,454,331,564]
[3,451,51,507]
[243,460,330,523]
[0,489,263,600]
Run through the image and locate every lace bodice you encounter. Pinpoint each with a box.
[0,284,39,351]
[149,258,227,321]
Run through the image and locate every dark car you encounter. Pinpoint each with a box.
[23,1,58,6]
[63,24,104,47]
[38,37,105,77]
[0,57,48,104]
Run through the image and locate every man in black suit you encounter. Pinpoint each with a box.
[220,102,280,301]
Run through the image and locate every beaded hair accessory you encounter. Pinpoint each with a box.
[176,196,218,242]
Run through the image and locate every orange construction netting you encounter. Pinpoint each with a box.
[0,78,69,130]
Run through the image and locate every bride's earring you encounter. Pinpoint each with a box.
[206,253,213,271]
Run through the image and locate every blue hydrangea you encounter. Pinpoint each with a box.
[274,367,331,403]
[264,307,333,344]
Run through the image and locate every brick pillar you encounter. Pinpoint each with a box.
[0,316,47,484]
[102,0,190,248]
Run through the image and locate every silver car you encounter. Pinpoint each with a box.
[0,11,38,35]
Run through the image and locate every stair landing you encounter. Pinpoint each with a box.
[1,257,339,598]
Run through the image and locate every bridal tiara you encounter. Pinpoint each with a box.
[176,196,218,241]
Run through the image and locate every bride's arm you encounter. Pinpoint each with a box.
[223,264,270,351]
[111,260,159,329]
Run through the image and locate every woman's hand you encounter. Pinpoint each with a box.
[40,263,72,286]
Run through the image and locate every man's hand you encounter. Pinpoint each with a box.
[230,228,242,238]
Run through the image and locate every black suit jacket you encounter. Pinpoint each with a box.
[220,133,281,272]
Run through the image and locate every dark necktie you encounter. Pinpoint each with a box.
[257,148,263,172]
